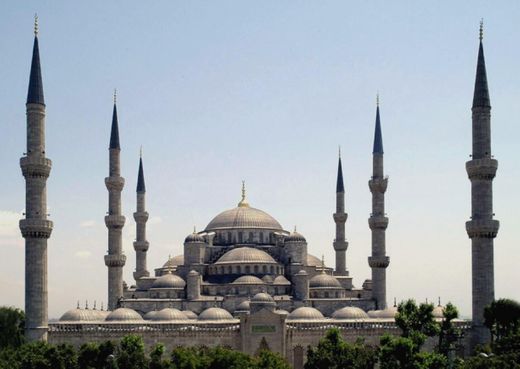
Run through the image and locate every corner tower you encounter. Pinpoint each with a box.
[20,16,53,341]
[104,92,126,310]
[466,22,499,347]
[133,150,150,280]
[333,150,348,276]
[368,96,389,310]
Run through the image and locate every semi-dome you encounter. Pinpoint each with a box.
[105,308,143,322]
[273,275,291,285]
[309,273,341,288]
[252,292,275,303]
[235,299,251,311]
[287,307,325,321]
[163,255,184,268]
[59,308,100,322]
[369,306,398,319]
[198,307,235,321]
[152,308,187,321]
[215,247,277,265]
[332,306,369,320]
[151,273,186,289]
[232,275,265,285]
[182,310,198,320]
[205,206,283,231]
[262,275,274,283]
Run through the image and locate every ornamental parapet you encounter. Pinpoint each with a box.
[105,176,125,191]
[104,254,126,267]
[466,158,498,180]
[105,215,125,228]
[19,219,53,239]
[133,211,149,223]
[369,177,388,193]
[368,256,390,268]
[133,240,149,252]
[368,216,388,230]
[466,219,499,239]
[20,156,52,178]
[333,213,347,223]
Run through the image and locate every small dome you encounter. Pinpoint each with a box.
[273,275,291,285]
[59,308,100,322]
[188,270,200,277]
[287,307,325,321]
[105,308,143,322]
[295,270,308,276]
[332,306,369,320]
[198,307,235,321]
[151,273,186,289]
[232,275,265,285]
[185,232,205,243]
[182,310,198,320]
[215,247,277,265]
[152,308,186,321]
[307,254,323,267]
[275,309,289,315]
[163,255,184,268]
[285,230,306,243]
[235,300,251,311]
[262,275,274,283]
[252,292,275,303]
[309,273,341,288]
[205,206,283,231]
[144,311,158,320]
[369,306,398,319]
[433,305,444,319]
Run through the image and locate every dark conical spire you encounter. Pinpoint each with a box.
[472,22,490,108]
[26,26,45,105]
[373,103,384,154]
[336,152,344,193]
[136,155,146,193]
[109,95,121,149]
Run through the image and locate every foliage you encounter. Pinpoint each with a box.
[255,349,291,369]
[304,328,378,369]
[150,343,171,369]
[78,340,116,369]
[0,306,25,349]
[395,300,440,348]
[437,303,461,357]
[484,298,520,342]
[115,334,148,369]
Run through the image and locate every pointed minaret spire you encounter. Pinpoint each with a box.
[336,149,345,193]
[373,96,384,154]
[27,14,44,105]
[333,149,349,276]
[109,90,120,149]
[136,149,146,193]
[473,20,490,109]
[133,151,150,280]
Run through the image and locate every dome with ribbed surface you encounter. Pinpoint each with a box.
[273,275,291,285]
[152,308,187,321]
[309,273,341,288]
[215,247,277,265]
[232,275,265,284]
[163,255,184,268]
[332,306,369,320]
[287,307,325,321]
[205,206,283,231]
[105,308,143,322]
[144,311,158,320]
[198,307,235,321]
[59,308,100,322]
[252,292,275,303]
[151,273,186,289]
[307,254,323,267]
[235,300,251,311]
[285,231,306,243]
[182,310,198,320]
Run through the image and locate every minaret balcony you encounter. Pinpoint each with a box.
[368,216,388,230]
[20,156,52,178]
[19,219,53,239]
[104,215,126,228]
[105,176,125,191]
[333,213,347,223]
[466,158,498,180]
[368,256,390,268]
[104,254,126,267]
[369,177,388,193]
[466,219,499,239]
[133,211,149,222]
[133,240,149,252]
[333,240,348,251]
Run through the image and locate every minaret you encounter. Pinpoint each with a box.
[19,16,53,341]
[133,149,150,280]
[104,91,126,310]
[333,149,348,276]
[368,95,389,310]
[465,21,499,347]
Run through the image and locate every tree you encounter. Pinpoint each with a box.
[115,335,148,369]
[254,350,291,369]
[0,306,25,349]
[395,300,440,348]
[150,343,171,369]
[437,303,461,361]
[484,299,520,342]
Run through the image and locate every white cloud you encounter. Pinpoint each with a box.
[75,250,92,259]
[80,220,96,228]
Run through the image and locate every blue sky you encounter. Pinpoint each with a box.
[0,1,519,318]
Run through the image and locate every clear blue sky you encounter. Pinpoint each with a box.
[0,1,519,318]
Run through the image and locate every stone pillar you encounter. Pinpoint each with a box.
[333,156,348,276]
[187,270,201,300]
[292,270,308,301]
[133,156,149,280]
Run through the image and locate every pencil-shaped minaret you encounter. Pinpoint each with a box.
[333,149,348,276]
[133,149,150,280]
[466,22,499,347]
[104,91,126,310]
[20,16,53,341]
[368,96,389,310]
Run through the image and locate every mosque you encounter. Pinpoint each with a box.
[19,18,497,367]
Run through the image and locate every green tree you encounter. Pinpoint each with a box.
[395,300,440,348]
[115,335,147,369]
[484,299,520,342]
[253,349,291,369]
[171,346,206,369]
[0,306,25,349]
[437,302,461,362]
[150,343,171,369]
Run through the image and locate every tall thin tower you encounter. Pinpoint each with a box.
[333,150,348,276]
[20,16,53,342]
[466,21,499,347]
[104,92,126,310]
[368,96,389,310]
[133,150,150,280]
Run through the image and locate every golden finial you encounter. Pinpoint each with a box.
[34,14,39,36]
[376,92,380,107]
[93,300,97,310]
[479,19,484,41]
[113,89,117,104]
[85,300,89,309]
[77,300,80,309]
[321,254,325,273]
[238,180,249,207]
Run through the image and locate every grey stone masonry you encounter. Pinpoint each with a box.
[104,102,126,310]
[333,155,348,276]
[133,156,149,280]
[20,29,53,342]
[368,103,389,310]
[466,28,499,348]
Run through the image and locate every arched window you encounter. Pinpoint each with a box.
[254,265,259,273]
[259,232,264,243]
[245,265,251,274]
[262,265,267,273]
[249,232,254,242]
[270,266,274,274]
[324,291,329,298]
[235,265,240,274]
[228,266,232,274]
